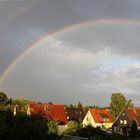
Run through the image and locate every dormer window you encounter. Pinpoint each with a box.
[44,107,50,111]
[67,116,69,120]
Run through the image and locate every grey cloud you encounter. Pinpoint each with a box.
[57,23,140,59]
[0,38,112,105]
[1,0,140,106]
[1,36,140,106]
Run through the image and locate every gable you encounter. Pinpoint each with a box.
[113,108,140,127]
[113,110,130,126]
[83,110,95,126]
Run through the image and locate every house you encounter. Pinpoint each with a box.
[82,108,113,129]
[112,107,140,135]
[65,107,85,122]
[28,102,68,125]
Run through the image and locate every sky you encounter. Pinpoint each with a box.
[1,0,140,106]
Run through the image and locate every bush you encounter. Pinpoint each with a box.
[47,120,59,139]
[62,121,80,136]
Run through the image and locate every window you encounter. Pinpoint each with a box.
[120,120,123,124]
[44,107,50,111]
[103,118,109,122]
[124,120,127,124]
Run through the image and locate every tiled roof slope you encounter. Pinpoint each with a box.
[29,103,67,124]
[90,108,113,123]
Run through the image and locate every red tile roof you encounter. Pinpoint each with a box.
[29,103,68,124]
[90,108,113,123]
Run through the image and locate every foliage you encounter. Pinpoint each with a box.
[0,108,130,140]
[129,120,138,138]
[0,92,31,113]
[11,99,30,113]
[61,124,126,140]
[0,92,9,105]
[62,121,80,136]
[47,120,58,136]
[126,99,134,108]
[12,113,49,140]
[77,101,83,109]
[110,93,134,120]
[111,132,127,140]
[77,126,112,140]
[0,110,61,140]
[83,105,89,114]
[69,104,74,108]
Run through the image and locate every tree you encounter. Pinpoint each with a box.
[69,104,74,108]
[0,92,9,105]
[77,101,83,109]
[0,112,51,140]
[130,120,138,138]
[110,93,134,120]
[125,99,134,108]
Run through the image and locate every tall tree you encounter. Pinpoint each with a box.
[77,101,83,109]
[69,104,74,108]
[110,93,134,120]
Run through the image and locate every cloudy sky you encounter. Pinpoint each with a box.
[1,0,140,106]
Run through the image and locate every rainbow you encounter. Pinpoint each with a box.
[1,19,140,82]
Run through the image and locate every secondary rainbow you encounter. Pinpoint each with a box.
[1,19,140,82]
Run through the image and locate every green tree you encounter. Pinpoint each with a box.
[0,92,9,105]
[110,93,134,120]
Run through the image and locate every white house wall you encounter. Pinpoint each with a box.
[82,110,102,128]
